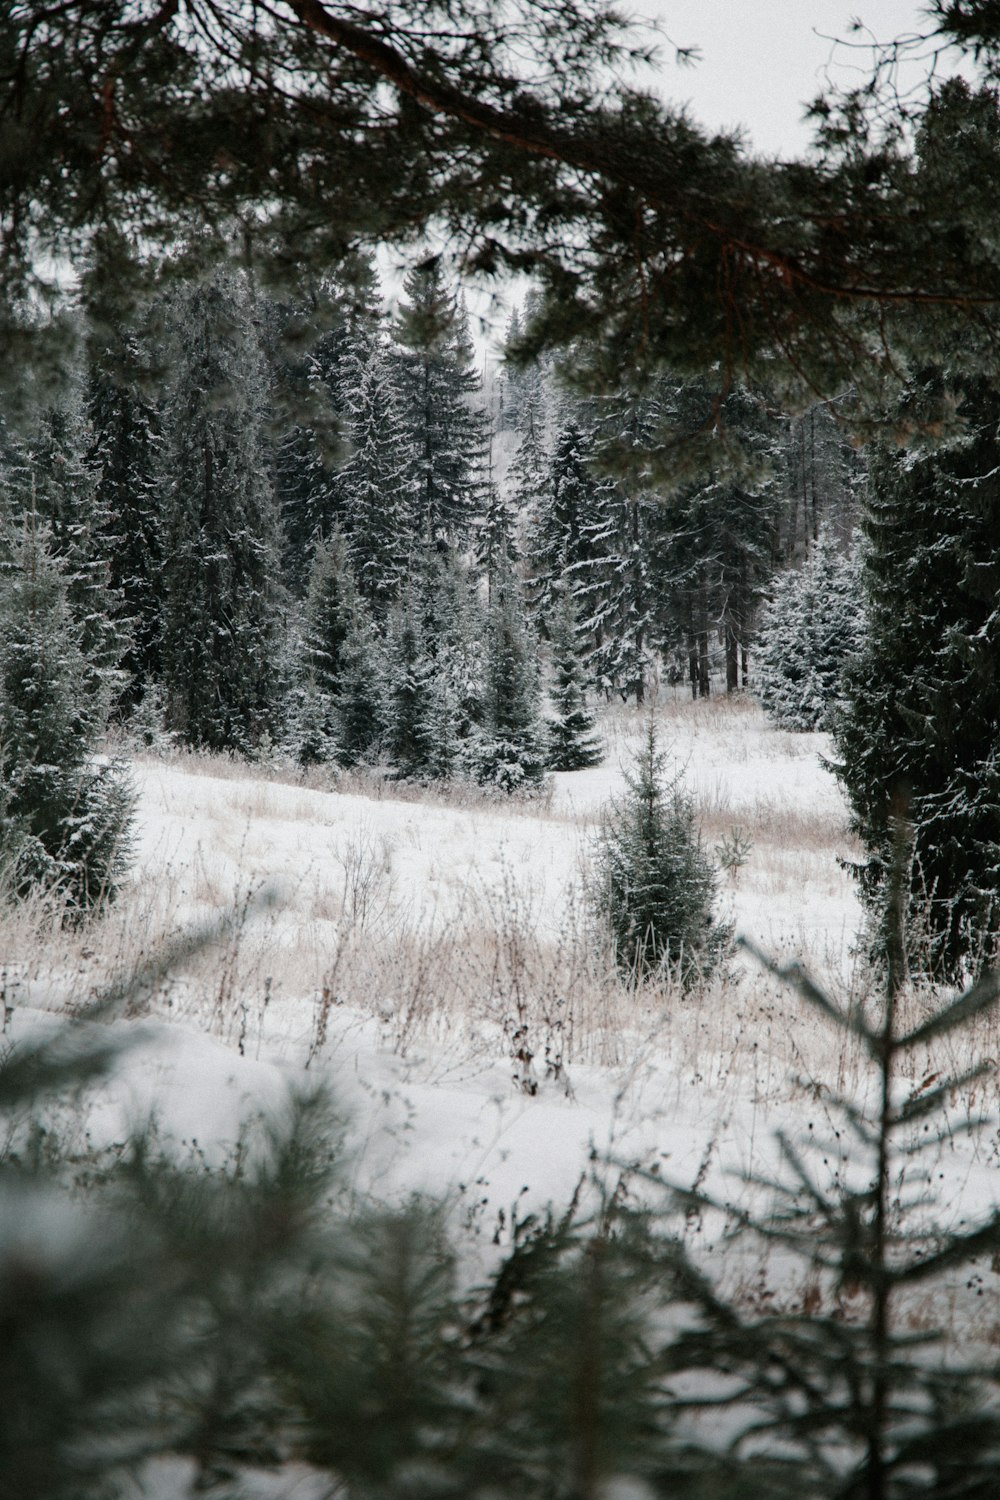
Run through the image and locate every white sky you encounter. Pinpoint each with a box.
[642,2,954,157]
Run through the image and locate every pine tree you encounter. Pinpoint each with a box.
[755,526,864,731]
[546,587,602,771]
[0,519,133,912]
[393,262,487,548]
[157,271,287,754]
[592,720,727,986]
[833,372,1000,982]
[475,557,546,794]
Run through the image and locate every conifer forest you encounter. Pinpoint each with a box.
[7,3,1000,1497]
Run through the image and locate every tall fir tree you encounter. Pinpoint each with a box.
[0,519,133,912]
[156,271,287,754]
[266,259,384,594]
[1,385,127,713]
[546,586,602,771]
[755,526,864,731]
[287,527,359,765]
[474,553,546,794]
[86,327,162,712]
[338,338,413,614]
[528,415,607,631]
[393,262,487,548]
[384,589,454,781]
[834,371,1000,982]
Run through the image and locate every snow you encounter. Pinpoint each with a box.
[12,695,1000,1308]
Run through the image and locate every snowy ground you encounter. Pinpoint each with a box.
[9,693,1000,1323]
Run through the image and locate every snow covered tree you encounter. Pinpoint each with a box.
[528,415,607,629]
[546,587,602,771]
[476,478,519,605]
[474,557,546,794]
[647,380,782,696]
[265,261,384,594]
[287,528,355,765]
[156,271,287,754]
[592,720,727,986]
[384,590,454,781]
[575,485,655,703]
[0,520,133,912]
[335,609,386,769]
[393,262,487,548]
[834,371,1000,982]
[338,338,413,613]
[2,386,127,713]
[755,527,864,731]
[86,327,162,711]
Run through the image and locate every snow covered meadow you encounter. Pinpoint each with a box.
[10,690,1000,1340]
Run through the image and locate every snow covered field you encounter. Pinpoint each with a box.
[9,693,1000,1320]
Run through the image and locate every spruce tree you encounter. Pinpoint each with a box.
[86,327,162,712]
[592,720,727,986]
[834,371,1000,982]
[335,604,386,769]
[546,587,602,771]
[0,520,133,912]
[474,556,546,794]
[528,415,607,630]
[287,528,357,766]
[156,271,287,754]
[2,386,127,714]
[384,591,454,782]
[338,338,413,614]
[393,262,487,548]
[755,526,864,731]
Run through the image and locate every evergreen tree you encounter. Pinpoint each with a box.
[592,720,727,986]
[647,380,782,696]
[339,338,413,613]
[384,591,454,781]
[528,415,607,629]
[755,526,864,731]
[575,486,655,703]
[393,262,487,548]
[0,520,133,912]
[417,545,487,763]
[476,477,520,606]
[265,261,384,594]
[287,528,356,765]
[2,386,127,712]
[834,371,1000,982]
[546,586,603,771]
[474,557,546,794]
[86,327,162,711]
[335,605,386,769]
[156,271,287,754]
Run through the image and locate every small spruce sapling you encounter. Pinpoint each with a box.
[592,719,728,986]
